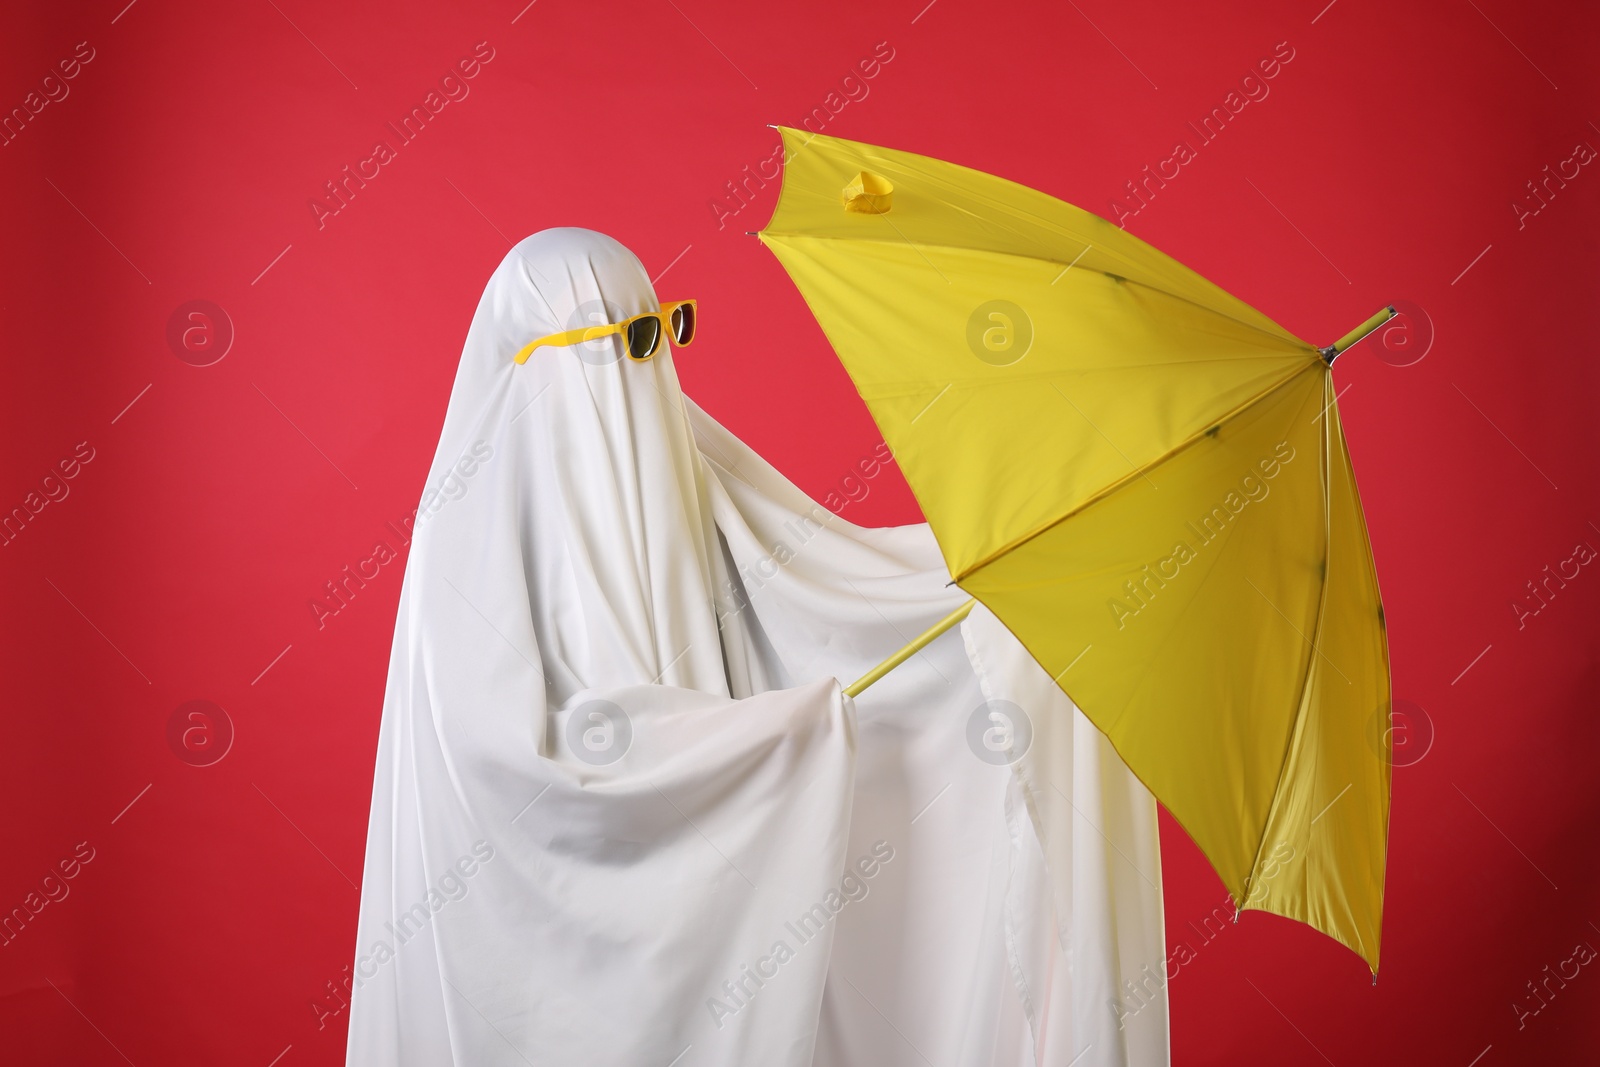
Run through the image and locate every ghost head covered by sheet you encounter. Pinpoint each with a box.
[415,226,752,698]
[347,228,1169,1067]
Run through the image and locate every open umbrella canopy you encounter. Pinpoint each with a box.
[755,126,1391,971]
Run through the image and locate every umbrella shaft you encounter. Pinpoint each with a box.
[1322,305,1397,363]
[844,599,976,697]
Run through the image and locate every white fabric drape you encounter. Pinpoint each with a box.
[346,228,1169,1067]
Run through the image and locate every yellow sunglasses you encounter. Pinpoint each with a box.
[514,300,697,365]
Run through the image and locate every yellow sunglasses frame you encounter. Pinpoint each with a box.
[513,300,697,365]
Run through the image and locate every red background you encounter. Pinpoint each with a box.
[2,0,1596,1063]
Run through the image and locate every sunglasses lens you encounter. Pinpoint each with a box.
[669,303,696,345]
[626,316,661,360]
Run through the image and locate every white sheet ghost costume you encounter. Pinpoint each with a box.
[346,228,1170,1067]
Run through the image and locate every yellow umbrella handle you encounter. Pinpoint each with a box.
[844,599,976,697]
[1320,305,1396,364]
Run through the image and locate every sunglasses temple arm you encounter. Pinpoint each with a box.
[513,324,626,365]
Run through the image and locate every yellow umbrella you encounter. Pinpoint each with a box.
[754,127,1392,972]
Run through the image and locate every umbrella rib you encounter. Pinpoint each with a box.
[1067,482,1292,900]
[1242,577,1351,686]
[962,370,1335,915]
[1238,373,1342,914]
[1050,243,1095,282]
[955,361,1323,582]
[765,226,1307,353]
[858,352,1312,400]
[961,583,1255,907]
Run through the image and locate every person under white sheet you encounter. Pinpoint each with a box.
[346,227,1169,1066]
